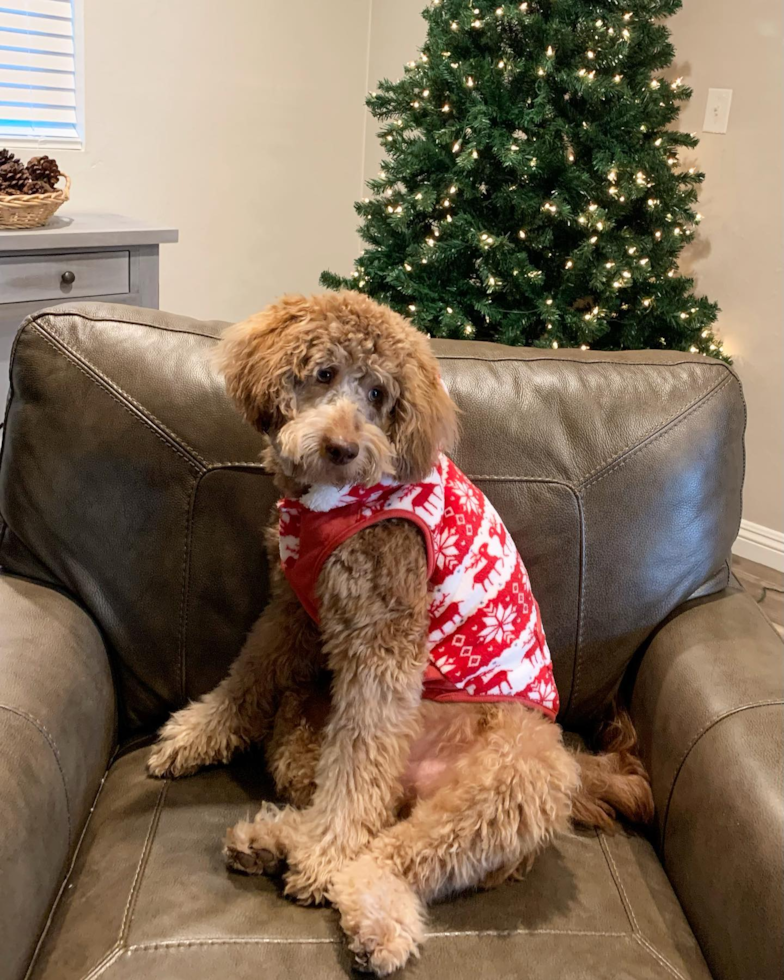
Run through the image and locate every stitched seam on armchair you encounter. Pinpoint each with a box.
[598,833,689,980]
[179,473,203,699]
[661,699,784,854]
[28,308,223,343]
[23,747,119,980]
[0,702,71,847]
[80,781,170,978]
[579,373,734,490]
[29,322,207,472]
[570,377,735,713]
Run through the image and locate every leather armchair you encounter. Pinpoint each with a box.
[0,303,780,980]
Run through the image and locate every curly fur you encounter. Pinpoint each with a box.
[148,291,653,975]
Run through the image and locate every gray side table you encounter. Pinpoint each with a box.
[0,213,178,409]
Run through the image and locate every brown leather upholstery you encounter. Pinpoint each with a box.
[0,303,778,980]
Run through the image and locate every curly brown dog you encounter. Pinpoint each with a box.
[148,291,653,976]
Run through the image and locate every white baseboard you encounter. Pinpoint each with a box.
[732,519,784,573]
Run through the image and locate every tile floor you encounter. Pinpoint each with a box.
[732,555,784,639]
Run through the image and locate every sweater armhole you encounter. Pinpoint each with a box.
[313,509,436,586]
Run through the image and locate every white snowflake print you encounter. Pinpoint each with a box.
[478,603,518,645]
[528,674,558,709]
[451,478,480,515]
[434,524,461,565]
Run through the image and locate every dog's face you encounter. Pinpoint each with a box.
[216,292,458,489]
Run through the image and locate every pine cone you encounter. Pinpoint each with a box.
[0,147,21,169]
[26,155,60,188]
[0,161,29,194]
[22,179,52,196]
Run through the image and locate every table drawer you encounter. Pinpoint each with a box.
[0,250,130,304]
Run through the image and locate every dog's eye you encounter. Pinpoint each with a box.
[368,386,385,405]
[316,367,335,384]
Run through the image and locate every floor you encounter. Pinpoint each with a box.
[732,555,784,639]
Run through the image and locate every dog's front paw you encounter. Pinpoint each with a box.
[224,802,292,876]
[147,727,205,779]
[331,855,425,976]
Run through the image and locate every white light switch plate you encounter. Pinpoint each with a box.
[703,88,733,134]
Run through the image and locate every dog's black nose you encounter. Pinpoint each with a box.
[324,440,359,466]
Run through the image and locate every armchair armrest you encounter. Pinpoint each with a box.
[0,574,116,980]
[630,584,783,980]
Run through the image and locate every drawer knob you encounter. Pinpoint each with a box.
[61,270,76,285]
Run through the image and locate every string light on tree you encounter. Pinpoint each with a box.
[322,0,723,359]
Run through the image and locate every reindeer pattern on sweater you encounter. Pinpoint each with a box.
[278,454,559,718]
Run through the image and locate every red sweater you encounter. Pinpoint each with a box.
[278,455,558,719]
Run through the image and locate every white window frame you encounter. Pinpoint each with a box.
[0,0,84,151]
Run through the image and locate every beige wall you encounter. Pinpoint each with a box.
[362,0,783,534]
[55,0,371,324]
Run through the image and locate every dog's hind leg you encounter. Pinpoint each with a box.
[330,703,579,976]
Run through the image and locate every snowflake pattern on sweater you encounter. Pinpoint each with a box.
[278,454,559,718]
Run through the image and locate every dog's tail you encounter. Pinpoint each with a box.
[570,706,655,832]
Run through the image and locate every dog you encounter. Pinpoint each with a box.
[148,291,653,976]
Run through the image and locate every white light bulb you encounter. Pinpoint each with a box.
[565,260,573,269]
[580,344,589,350]
[472,149,479,159]
[590,236,598,244]
[613,74,623,83]
[498,60,505,68]
[518,229,526,238]
[546,298,553,305]
[587,50,595,59]
[441,103,450,112]
[689,345,698,353]
[466,76,475,87]
[588,202,598,211]
[422,88,430,97]
[552,341,559,349]
[409,304,417,311]
[447,306,453,313]
[546,45,555,57]
[628,246,636,254]
[404,262,412,271]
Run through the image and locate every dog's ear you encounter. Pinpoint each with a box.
[390,333,459,483]
[215,296,310,432]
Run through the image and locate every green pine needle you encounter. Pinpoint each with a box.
[320,0,727,362]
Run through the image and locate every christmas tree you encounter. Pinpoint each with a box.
[321,0,726,360]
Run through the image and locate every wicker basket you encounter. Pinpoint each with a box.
[0,174,70,229]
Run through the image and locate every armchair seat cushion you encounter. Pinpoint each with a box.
[28,748,712,980]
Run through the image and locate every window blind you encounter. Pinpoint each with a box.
[0,0,79,143]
